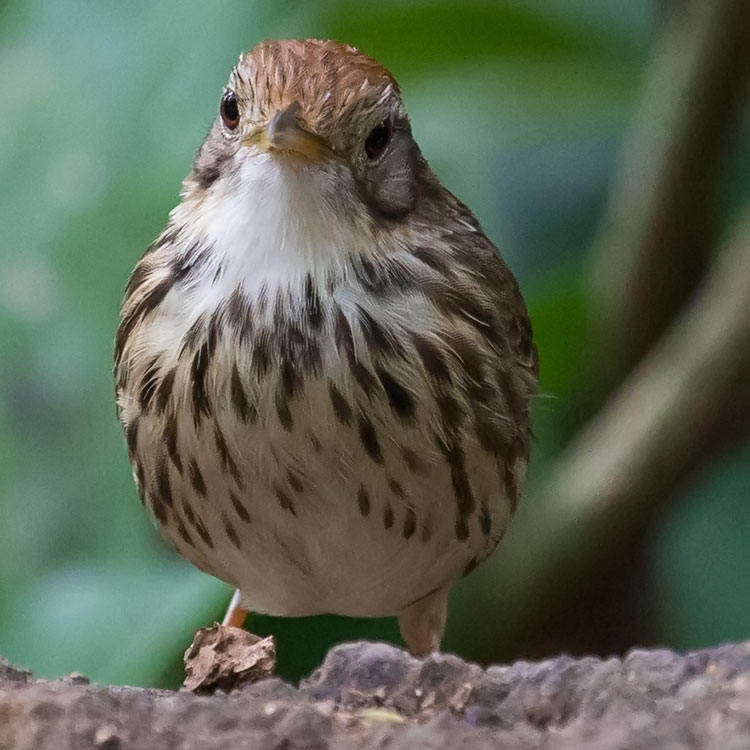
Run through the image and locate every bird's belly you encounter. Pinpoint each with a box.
[206,476,472,618]
[129,367,511,618]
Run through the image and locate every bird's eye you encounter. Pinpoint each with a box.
[220,91,240,130]
[364,123,391,160]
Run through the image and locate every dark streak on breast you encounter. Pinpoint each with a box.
[230,491,252,523]
[276,393,294,431]
[402,507,417,540]
[231,363,256,423]
[191,341,212,427]
[357,485,371,517]
[164,412,183,474]
[138,357,160,412]
[274,484,297,515]
[329,381,353,426]
[303,273,323,329]
[221,513,242,548]
[189,457,207,497]
[155,367,176,414]
[377,369,415,422]
[358,413,383,464]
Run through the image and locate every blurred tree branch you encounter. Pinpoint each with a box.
[585,0,749,402]
[465,203,750,657]
[551,204,750,538]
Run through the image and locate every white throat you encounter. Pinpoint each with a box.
[176,153,371,296]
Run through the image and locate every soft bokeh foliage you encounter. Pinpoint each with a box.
[0,0,747,686]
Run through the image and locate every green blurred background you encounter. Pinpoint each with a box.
[1,0,748,688]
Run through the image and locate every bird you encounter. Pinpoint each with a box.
[114,38,538,657]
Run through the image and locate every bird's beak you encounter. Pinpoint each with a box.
[243,102,334,162]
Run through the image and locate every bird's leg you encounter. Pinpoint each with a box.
[397,584,451,657]
[222,588,249,628]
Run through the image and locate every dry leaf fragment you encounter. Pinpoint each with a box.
[182,624,276,693]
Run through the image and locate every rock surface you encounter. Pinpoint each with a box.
[2,641,750,749]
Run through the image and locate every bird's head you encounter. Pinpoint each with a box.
[186,39,427,221]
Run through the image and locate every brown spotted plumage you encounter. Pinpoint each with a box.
[114,38,537,657]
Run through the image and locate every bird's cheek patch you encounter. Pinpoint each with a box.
[365,135,419,218]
